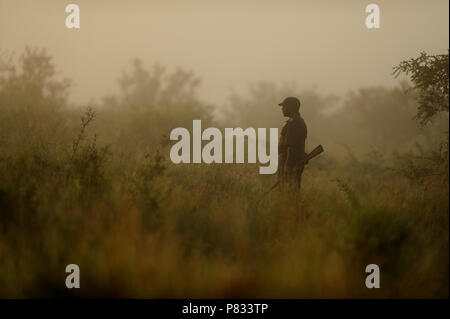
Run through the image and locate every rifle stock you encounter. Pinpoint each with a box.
[264,145,324,194]
[305,144,324,163]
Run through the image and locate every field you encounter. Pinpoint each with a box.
[0,48,448,298]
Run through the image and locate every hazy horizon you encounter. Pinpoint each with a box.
[1,0,448,106]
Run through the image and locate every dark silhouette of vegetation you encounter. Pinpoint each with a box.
[393,52,449,182]
[394,51,449,126]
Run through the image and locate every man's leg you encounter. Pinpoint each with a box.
[296,166,304,191]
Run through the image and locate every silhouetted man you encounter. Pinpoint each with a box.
[278,96,308,190]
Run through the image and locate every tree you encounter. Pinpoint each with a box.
[0,47,71,148]
[335,85,420,149]
[393,51,449,126]
[393,51,449,183]
[98,59,214,154]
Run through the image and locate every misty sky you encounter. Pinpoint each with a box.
[0,0,448,106]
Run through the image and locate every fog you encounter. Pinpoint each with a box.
[0,1,449,298]
[0,0,448,106]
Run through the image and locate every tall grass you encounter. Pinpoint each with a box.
[0,133,447,297]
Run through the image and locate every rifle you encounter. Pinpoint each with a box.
[265,144,324,193]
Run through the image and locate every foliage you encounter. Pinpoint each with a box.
[393,51,449,126]
[393,51,449,182]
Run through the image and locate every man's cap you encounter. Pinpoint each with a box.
[278,96,300,108]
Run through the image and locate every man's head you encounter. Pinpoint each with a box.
[278,97,300,117]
